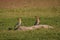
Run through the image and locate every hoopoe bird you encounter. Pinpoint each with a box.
[34,16,40,25]
[14,17,22,30]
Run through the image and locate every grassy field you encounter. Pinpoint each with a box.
[0,0,60,40]
[0,7,60,40]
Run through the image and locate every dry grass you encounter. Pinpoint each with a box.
[0,0,60,8]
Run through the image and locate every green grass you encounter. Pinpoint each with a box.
[0,7,60,40]
[0,29,60,40]
[0,17,60,30]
